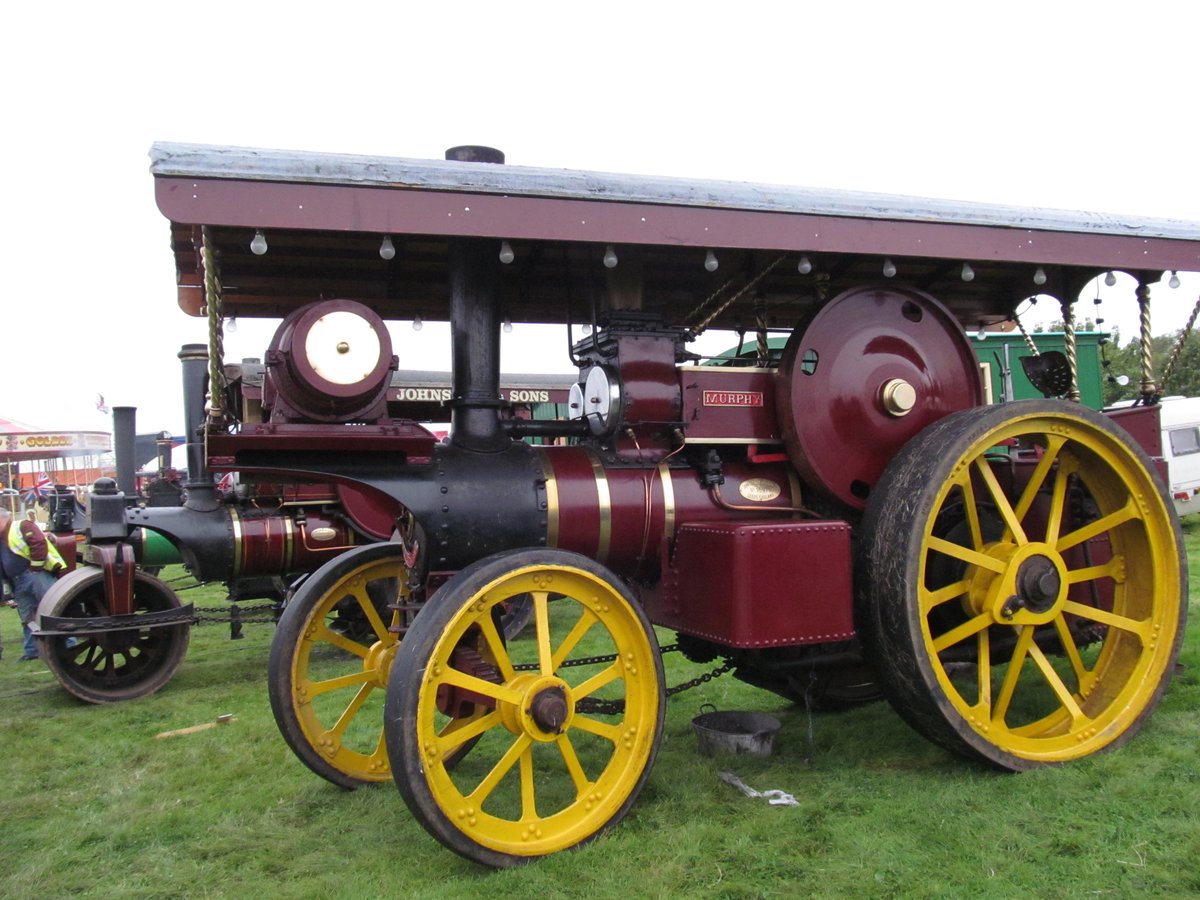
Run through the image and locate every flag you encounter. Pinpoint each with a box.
[96,393,110,414]
[23,473,51,504]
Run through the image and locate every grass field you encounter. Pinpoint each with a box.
[2,522,1198,899]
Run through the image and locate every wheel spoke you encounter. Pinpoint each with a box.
[465,733,532,807]
[974,457,1027,544]
[1027,641,1086,725]
[572,661,622,700]
[439,665,525,706]
[350,584,392,644]
[307,669,374,697]
[313,625,370,658]
[1051,615,1092,694]
[519,744,537,821]
[992,626,1035,725]
[1056,497,1139,552]
[926,536,1006,573]
[1061,600,1150,639]
[1013,434,1067,524]
[437,709,504,756]
[975,628,992,711]
[328,682,376,739]
[552,606,599,671]
[476,612,516,681]
[920,578,970,614]
[569,713,622,743]
[931,611,992,653]
[556,733,593,797]
[1065,556,1126,586]
[533,591,553,675]
[1043,456,1075,546]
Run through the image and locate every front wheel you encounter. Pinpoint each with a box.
[857,400,1187,770]
[268,543,410,788]
[385,548,665,867]
[34,567,191,703]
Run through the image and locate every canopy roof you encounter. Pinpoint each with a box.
[151,142,1200,332]
[1,430,111,463]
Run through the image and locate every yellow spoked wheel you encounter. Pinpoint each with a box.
[268,543,411,788]
[385,549,665,868]
[857,400,1187,770]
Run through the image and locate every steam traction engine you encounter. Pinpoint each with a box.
[51,142,1200,866]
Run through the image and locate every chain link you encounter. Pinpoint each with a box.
[523,644,735,716]
[192,603,279,625]
[178,602,734,712]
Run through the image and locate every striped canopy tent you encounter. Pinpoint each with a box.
[0,416,112,500]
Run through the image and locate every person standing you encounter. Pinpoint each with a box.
[0,509,66,661]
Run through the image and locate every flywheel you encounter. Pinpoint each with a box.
[776,285,983,509]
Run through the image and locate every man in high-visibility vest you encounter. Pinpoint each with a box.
[0,509,66,661]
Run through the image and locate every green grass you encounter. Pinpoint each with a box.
[3,524,1200,899]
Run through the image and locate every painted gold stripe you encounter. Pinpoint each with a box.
[586,449,612,564]
[787,468,803,519]
[229,508,243,576]
[658,462,676,542]
[536,448,559,548]
[284,515,295,572]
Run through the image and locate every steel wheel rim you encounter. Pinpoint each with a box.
[38,569,189,702]
[289,556,404,782]
[414,564,661,857]
[918,412,1182,762]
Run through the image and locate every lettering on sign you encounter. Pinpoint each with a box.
[738,478,782,503]
[394,388,453,402]
[505,389,550,403]
[20,435,73,449]
[392,388,551,403]
[702,390,764,408]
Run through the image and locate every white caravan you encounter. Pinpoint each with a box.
[1159,397,1200,517]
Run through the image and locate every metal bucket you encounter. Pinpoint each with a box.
[691,705,781,757]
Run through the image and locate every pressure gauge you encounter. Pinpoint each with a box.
[582,364,621,436]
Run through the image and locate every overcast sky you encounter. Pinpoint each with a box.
[4,2,1198,438]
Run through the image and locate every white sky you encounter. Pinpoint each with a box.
[3,1,1199,437]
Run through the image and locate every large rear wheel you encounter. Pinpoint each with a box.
[857,400,1186,769]
[385,548,664,867]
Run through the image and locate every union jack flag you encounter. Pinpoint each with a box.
[23,473,51,504]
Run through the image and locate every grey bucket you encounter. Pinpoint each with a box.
[691,705,781,757]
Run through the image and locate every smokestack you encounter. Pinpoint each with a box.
[112,406,138,499]
[444,146,508,452]
[178,344,219,511]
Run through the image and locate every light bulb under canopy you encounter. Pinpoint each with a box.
[1033,266,1047,286]
[379,235,396,260]
[1104,271,1117,287]
[603,245,618,269]
[499,240,515,265]
[1169,270,1181,289]
[960,262,975,282]
[704,249,719,272]
[502,318,513,333]
[250,229,268,255]
[882,258,896,278]
[797,254,812,275]
[412,315,423,332]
